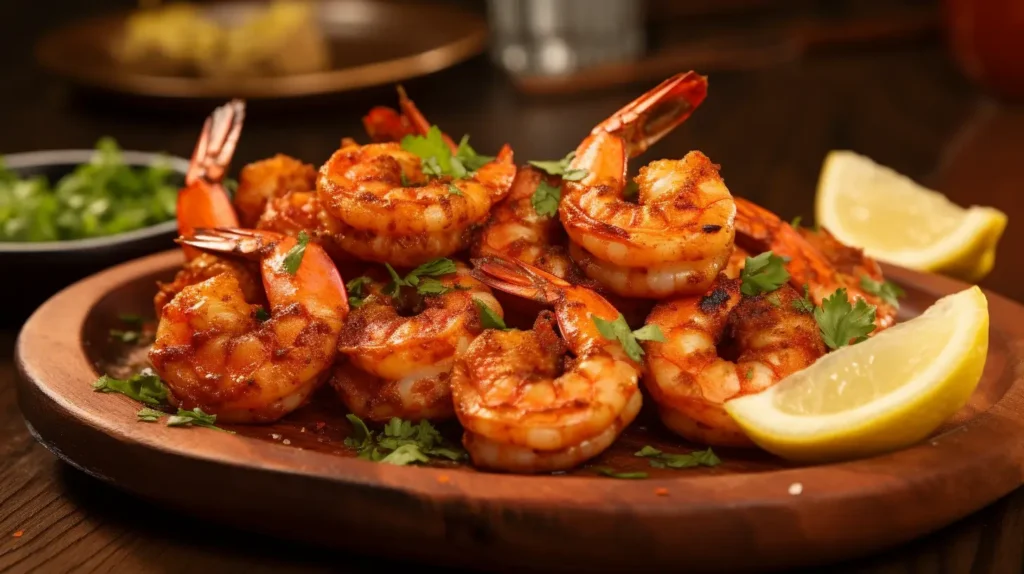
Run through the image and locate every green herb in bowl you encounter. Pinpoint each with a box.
[0,137,180,242]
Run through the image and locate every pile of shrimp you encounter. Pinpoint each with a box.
[146,72,898,473]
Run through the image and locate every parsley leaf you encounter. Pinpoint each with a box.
[531,180,561,217]
[593,314,664,363]
[281,231,310,275]
[635,445,721,469]
[344,414,466,465]
[790,215,802,229]
[166,407,233,433]
[454,135,495,172]
[767,293,781,308]
[136,407,164,422]
[814,288,877,350]
[740,251,791,296]
[416,277,450,296]
[252,306,271,322]
[528,151,588,181]
[860,276,904,309]
[384,263,404,298]
[109,329,140,343]
[447,183,463,196]
[475,299,508,330]
[792,284,815,314]
[401,126,455,177]
[92,371,169,406]
[346,276,372,308]
[407,258,457,281]
[384,258,458,298]
[594,468,648,479]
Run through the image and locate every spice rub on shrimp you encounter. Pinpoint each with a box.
[316,139,516,267]
[733,197,896,329]
[453,257,643,473]
[559,72,737,299]
[643,277,826,447]
[153,99,262,317]
[233,154,318,228]
[331,260,502,422]
[150,228,349,424]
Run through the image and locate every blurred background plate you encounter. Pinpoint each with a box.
[34,0,488,101]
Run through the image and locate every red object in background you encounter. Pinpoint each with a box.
[943,0,1024,101]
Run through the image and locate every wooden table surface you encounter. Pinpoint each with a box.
[5,3,1024,571]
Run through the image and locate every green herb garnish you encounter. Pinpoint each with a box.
[136,407,164,422]
[281,230,310,275]
[792,284,815,314]
[594,468,648,479]
[531,180,561,218]
[475,299,508,330]
[592,314,664,363]
[385,258,457,298]
[814,288,876,350]
[92,371,169,406]
[447,183,463,196]
[109,329,140,343]
[528,151,588,181]
[401,127,493,179]
[166,407,233,433]
[860,276,904,309]
[635,445,721,469]
[344,414,465,465]
[346,276,372,308]
[740,251,791,296]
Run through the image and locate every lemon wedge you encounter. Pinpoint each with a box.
[724,286,989,463]
[815,150,1007,282]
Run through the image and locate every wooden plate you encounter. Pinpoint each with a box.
[15,250,1024,573]
[34,0,487,100]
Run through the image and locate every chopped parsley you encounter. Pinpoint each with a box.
[109,329,140,343]
[635,445,721,469]
[92,371,169,406]
[860,276,904,309]
[447,183,463,196]
[792,284,815,314]
[531,180,562,217]
[109,313,150,344]
[474,299,508,330]
[136,407,164,422]
[814,288,877,350]
[166,407,233,433]
[253,306,271,322]
[528,151,588,181]
[740,251,791,296]
[594,468,648,479]
[400,126,493,179]
[346,276,372,308]
[592,314,665,363]
[623,180,640,201]
[281,230,310,275]
[344,414,466,465]
[790,215,802,229]
[384,258,457,298]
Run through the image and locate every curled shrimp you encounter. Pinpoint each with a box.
[149,228,349,423]
[331,261,502,422]
[733,197,896,329]
[559,72,737,299]
[316,139,516,267]
[452,257,643,474]
[153,100,262,317]
[233,154,318,229]
[643,277,827,447]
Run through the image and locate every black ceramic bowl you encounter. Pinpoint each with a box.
[0,149,188,326]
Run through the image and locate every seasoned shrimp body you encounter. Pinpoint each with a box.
[317,141,516,267]
[453,257,643,473]
[733,197,896,329]
[233,154,318,228]
[331,261,502,421]
[150,229,349,424]
[559,72,737,298]
[643,277,826,447]
[154,99,253,317]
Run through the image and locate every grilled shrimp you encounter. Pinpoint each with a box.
[559,72,737,299]
[331,261,502,421]
[733,197,896,329]
[233,154,317,228]
[453,257,643,473]
[153,100,262,317]
[643,277,826,447]
[150,228,349,423]
[317,140,516,267]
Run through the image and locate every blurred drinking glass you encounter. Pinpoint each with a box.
[485,0,646,77]
[943,0,1024,101]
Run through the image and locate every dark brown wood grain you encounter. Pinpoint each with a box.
[11,247,1024,573]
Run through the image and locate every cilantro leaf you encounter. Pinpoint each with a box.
[595,468,648,479]
[447,183,463,196]
[592,314,663,363]
[454,135,495,172]
[790,215,802,229]
[166,407,233,433]
[346,276,372,308]
[109,329,140,343]
[416,277,450,296]
[408,258,457,281]
[401,126,453,177]
[253,306,271,322]
[531,180,561,218]
[767,293,782,308]
[384,263,404,298]
[93,371,169,405]
[281,231,310,275]
[792,284,815,314]
[137,407,164,422]
[740,251,791,296]
[860,276,904,309]
[528,151,588,181]
[635,445,721,469]
[814,288,877,350]
[475,299,508,330]
[344,414,466,465]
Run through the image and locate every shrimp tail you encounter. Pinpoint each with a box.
[592,71,708,158]
[471,256,570,306]
[186,99,245,186]
[179,227,277,260]
[362,86,458,152]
